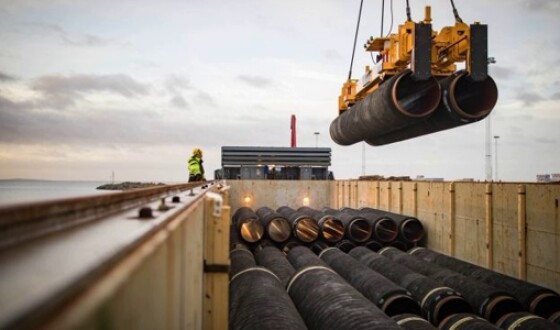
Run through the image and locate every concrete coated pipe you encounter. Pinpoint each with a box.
[330,69,441,146]
[410,247,560,319]
[341,207,398,243]
[286,246,401,330]
[232,207,265,243]
[277,206,320,243]
[298,206,345,243]
[367,73,498,146]
[319,247,421,316]
[255,245,295,288]
[229,245,307,330]
[255,206,292,243]
[391,314,437,330]
[349,247,472,326]
[381,247,523,323]
[336,239,357,253]
[361,208,424,243]
[496,312,560,330]
[439,313,499,330]
[549,311,560,325]
[322,207,372,243]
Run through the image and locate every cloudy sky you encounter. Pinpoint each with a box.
[0,0,559,182]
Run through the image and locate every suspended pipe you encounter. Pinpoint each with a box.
[391,314,437,330]
[298,206,345,243]
[319,247,421,316]
[439,313,499,330]
[255,206,292,243]
[330,69,441,146]
[361,207,425,243]
[255,245,295,288]
[340,207,398,243]
[349,246,472,326]
[496,312,560,330]
[367,73,498,145]
[231,207,264,243]
[276,206,320,243]
[322,207,372,243]
[380,247,523,323]
[229,245,307,330]
[286,246,401,330]
[410,247,560,319]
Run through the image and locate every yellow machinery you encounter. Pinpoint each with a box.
[339,6,488,115]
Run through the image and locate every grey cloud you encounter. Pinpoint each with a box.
[194,91,216,107]
[535,137,556,144]
[550,91,560,100]
[30,22,123,47]
[165,75,191,95]
[237,75,273,88]
[30,74,150,108]
[489,66,514,80]
[322,49,343,60]
[520,0,560,13]
[0,72,17,81]
[514,90,545,106]
[170,95,189,108]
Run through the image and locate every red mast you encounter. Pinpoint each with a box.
[290,114,296,148]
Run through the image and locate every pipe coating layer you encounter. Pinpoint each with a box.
[255,245,295,288]
[366,73,498,146]
[286,246,401,330]
[330,69,441,146]
[496,312,560,330]
[255,206,292,243]
[381,247,523,323]
[410,247,560,319]
[298,206,345,243]
[340,208,398,243]
[439,313,499,330]
[319,247,421,316]
[229,246,307,330]
[392,314,437,330]
[360,207,425,243]
[322,207,372,243]
[277,206,320,243]
[349,247,472,326]
[232,207,264,243]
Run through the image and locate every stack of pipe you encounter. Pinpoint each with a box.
[409,247,560,321]
[438,313,499,330]
[322,207,372,243]
[276,206,320,243]
[231,207,264,243]
[255,206,292,243]
[496,312,560,330]
[286,246,401,330]
[392,314,437,330]
[229,245,307,330]
[349,246,472,325]
[380,247,523,323]
[298,206,345,243]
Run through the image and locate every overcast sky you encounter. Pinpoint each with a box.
[0,0,559,182]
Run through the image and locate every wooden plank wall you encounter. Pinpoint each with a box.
[331,180,560,292]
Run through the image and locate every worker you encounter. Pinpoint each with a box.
[188,148,205,182]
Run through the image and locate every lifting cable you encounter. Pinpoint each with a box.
[405,0,412,21]
[347,0,364,80]
[450,0,464,23]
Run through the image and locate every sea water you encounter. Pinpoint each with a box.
[0,179,115,207]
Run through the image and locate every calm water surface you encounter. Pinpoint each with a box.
[0,180,116,207]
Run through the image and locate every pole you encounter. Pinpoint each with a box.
[361,142,365,176]
[485,57,496,181]
[494,135,500,181]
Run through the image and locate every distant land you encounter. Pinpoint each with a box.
[97,182,166,190]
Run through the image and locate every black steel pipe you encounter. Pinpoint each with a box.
[277,206,320,243]
[298,206,345,243]
[341,207,398,243]
[439,313,499,330]
[229,245,256,278]
[366,73,498,145]
[231,207,264,243]
[229,245,307,330]
[255,245,295,287]
[496,312,560,330]
[281,239,302,254]
[391,314,437,330]
[361,207,425,243]
[322,207,371,243]
[349,246,472,326]
[336,239,357,253]
[381,247,523,323]
[410,247,560,319]
[286,246,401,330]
[363,240,383,252]
[319,247,421,316]
[254,206,292,243]
[330,69,441,146]
[389,239,415,252]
